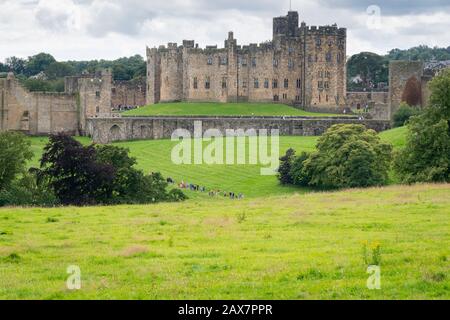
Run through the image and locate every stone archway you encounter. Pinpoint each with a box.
[401,76,422,106]
[110,124,121,141]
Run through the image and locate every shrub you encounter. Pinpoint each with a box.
[302,124,393,189]
[394,110,450,183]
[37,134,186,206]
[290,152,311,187]
[393,102,422,127]
[277,148,296,185]
[0,172,59,207]
[0,131,33,191]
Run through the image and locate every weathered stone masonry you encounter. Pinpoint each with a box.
[146,11,347,110]
[87,116,391,144]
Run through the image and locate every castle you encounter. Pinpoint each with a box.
[146,11,347,110]
[2,10,446,143]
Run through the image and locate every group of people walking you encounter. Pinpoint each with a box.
[166,178,244,200]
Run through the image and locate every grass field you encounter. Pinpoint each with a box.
[122,102,348,117]
[0,184,448,299]
[25,127,407,199]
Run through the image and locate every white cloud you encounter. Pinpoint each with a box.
[0,0,448,61]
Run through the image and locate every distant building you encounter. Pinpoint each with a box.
[146,11,347,111]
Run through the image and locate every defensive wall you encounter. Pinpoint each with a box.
[87,116,391,144]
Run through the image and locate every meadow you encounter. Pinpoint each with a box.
[122,102,349,117]
[0,184,448,299]
[25,127,407,199]
[2,125,448,300]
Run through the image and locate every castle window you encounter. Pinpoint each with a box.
[284,79,289,89]
[254,78,259,89]
[264,79,269,89]
[252,58,257,67]
[242,81,247,88]
[95,91,100,98]
[241,58,247,66]
[220,57,228,65]
[328,40,333,46]
[273,59,279,68]
[295,95,300,101]
[282,93,288,100]
[272,79,278,89]
[193,77,198,89]
[288,47,294,54]
[337,53,342,63]
[222,78,227,89]
[326,95,329,102]
[296,79,301,89]
[207,57,213,65]
[318,81,323,89]
[326,52,332,62]
[273,95,279,102]
[288,59,294,69]
[326,71,331,78]
[324,81,330,89]
[205,77,211,89]
[111,88,116,94]
[96,106,100,113]
[315,37,322,47]
[319,94,321,103]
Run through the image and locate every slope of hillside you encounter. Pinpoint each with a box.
[0,184,448,299]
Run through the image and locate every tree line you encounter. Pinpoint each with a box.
[347,45,450,92]
[0,52,146,92]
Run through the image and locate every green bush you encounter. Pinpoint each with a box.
[290,152,311,187]
[277,149,296,185]
[393,103,422,127]
[394,110,450,183]
[0,172,59,207]
[0,132,33,191]
[301,124,393,189]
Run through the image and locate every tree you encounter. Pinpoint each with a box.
[0,132,33,190]
[394,69,450,183]
[0,62,8,73]
[39,134,115,206]
[45,61,75,80]
[290,152,311,187]
[393,102,422,127]
[347,52,389,91]
[301,125,393,189]
[25,53,56,77]
[5,56,26,74]
[428,68,450,119]
[394,111,450,183]
[277,148,296,185]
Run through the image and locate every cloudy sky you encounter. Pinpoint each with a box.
[0,0,449,61]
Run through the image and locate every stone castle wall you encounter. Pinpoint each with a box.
[1,71,113,135]
[111,80,146,108]
[146,11,347,110]
[388,61,424,117]
[87,116,391,144]
[1,75,79,135]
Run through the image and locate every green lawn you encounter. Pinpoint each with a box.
[26,127,407,199]
[0,184,448,299]
[122,102,347,117]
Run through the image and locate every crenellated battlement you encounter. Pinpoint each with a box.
[145,11,347,108]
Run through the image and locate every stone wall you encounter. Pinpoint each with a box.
[346,92,388,108]
[1,75,79,135]
[111,80,146,108]
[87,115,391,144]
[1,71,113,135]
[388,61,424,118]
